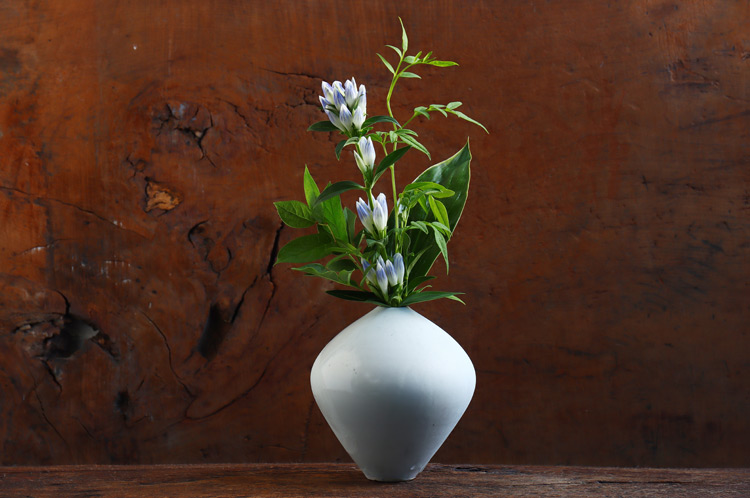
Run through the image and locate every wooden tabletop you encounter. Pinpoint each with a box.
[0,463,748,497]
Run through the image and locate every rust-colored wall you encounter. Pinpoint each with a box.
[0,1,748,466]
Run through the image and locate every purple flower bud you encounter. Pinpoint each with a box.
[322,81,335,103]
[372,193,388,232]
[393,253,405,284]
[356,198,374,233]
[332,81,347,110]
[325,109,345,132]
[352,106,365,130]
[344,78,358,108]
[338,104,353,132]
[361,258,377,285]
[385,260,398,286]
[375,261,389,298]
[353,137,375,174]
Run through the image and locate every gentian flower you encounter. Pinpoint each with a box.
[356,198,374,234]
[385,260,399,286]
[353,107,366,130]
[339,105,354,132]
[324,109,343,132]
[361,258,378,286]
[344,78,359,108]
[354,137,376,175]
[320,78,367,134]
[372,193,388,233]
[375,260,389,298]
[321,81,335,105]
[393,253,405,285]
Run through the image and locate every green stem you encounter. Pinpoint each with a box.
[390,165,398,231]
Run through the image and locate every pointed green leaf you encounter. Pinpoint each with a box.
[429,197,450,229]
[398,133,430,158]
[430,105,448,117]
[303,166,320,206]
[312,181,364,208]
[343,207,357,244]
[406,275,435,293]
[293,263,354,286]
[308,120,340,132]
[274,200,314,228]
[314,187,348,242]
[433,226,449,273]
[427,60,459,67]
[327,257,358,272]
[414,106,430,119]
[399,17,408,52]
[326,289,385,306]
[400,71,421,79]
[276,233,333,264]
[377,53,395,74]
[446,101,462,110]
[386,44,402,58]
[400,291,465,306]
[449,109,489,133]
[362,115,400,128]
[406,141,472,279]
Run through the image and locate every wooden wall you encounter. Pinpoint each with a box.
[0,1,748,466]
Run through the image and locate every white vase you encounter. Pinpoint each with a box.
[310,306,476,482]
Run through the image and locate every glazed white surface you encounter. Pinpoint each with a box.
[310,306,476,482]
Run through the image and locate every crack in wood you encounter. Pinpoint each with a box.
[141,312,195,399]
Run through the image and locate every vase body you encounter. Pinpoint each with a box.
[310,306,476,482]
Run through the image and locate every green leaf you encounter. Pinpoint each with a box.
[326,289,385,306]
[430,105,448,117]
[449,109,489,133]
[429,197,450,229]
[314,188,348,241]
[429,221,451,236]
[406,141,472,279]
[400,71,421,79]
[399,17,408,52]
[343,207,357,244]
[303,166,320,206]
[274,200,314,228]
[433,227,449,273]
[308,120,340,132]
[403,181,454,197]
[276,233,333,264]
[373,146,411,182]
[335,136,360,160]
[400,291,465,306]
[427,60,459,67]
[446,101,462,110]
[312,181,364,208]
[386,44,402,58]
[377,53,395,74]
[293,263,353,286]
[414,106,430,119]
[362,115,400,128]
[409,220,429,233]
[406,275,435,292]
[398,133,430,158]
[327,257,358,272]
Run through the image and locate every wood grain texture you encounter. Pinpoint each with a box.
[1,464,748,498]
[0,1,748,466]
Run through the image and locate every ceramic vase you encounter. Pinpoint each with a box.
[310,306,476,482]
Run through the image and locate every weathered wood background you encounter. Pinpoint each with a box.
[0,1,748,466]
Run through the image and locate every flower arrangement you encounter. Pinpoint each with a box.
[274,20,486,307]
